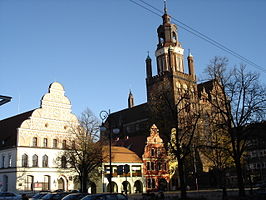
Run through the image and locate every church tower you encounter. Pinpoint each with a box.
[146,3,197,133]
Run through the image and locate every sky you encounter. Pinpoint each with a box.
[1,0,266,120]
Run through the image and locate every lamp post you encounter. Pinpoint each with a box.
[99,110,119,193]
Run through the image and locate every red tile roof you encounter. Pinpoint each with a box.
[103,146,142,163]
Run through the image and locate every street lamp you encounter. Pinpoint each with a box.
[99,110,119,193]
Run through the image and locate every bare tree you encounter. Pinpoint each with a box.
[149,89,201,199]
[59,109,104,193]
[204,56,266,197]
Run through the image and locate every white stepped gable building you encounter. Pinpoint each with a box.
[0,82,78,193]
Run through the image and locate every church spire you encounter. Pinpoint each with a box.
[155,2,184,74]
[146,51,152,79]
[128,90,134,108]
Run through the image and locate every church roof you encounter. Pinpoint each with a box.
[108,103,149,125]
[103,146,143,163]
[113,135,147,158]
[0,110,35,149]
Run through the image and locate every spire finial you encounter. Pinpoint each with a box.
[164,0,167,14]
[146,51,151,60]
[188,49,193,57]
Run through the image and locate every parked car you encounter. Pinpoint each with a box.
[82,193,127,200]
[42,193,69,200]
[0,192,21,200]
[61,193,89,200]
[30,192,49,200]
[254,184,266,195]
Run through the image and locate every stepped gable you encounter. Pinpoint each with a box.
[0,110,35,149]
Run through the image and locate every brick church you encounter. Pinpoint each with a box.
[105,3,217,189]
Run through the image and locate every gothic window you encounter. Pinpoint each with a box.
[43,138,48,147]
[42,155,48,167]
[32,154,38,167]
[61,156,67,168]
[22,154,28,167]
[33,137,37,147]
[53,139,58,148]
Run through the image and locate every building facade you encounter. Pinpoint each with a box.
[0,82,78,193]
[142,125,170,192]
[99,146,145,194]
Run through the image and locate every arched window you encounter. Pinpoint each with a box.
[33,137,37,147]
[42,155,48,167]
[43,175,50,191]
[53,139,58,148]
[43,138,48,147]
[62,140,67,149]
[32,154,38,167]
[61,156,67,168]
[22,154,28,167]
[172,31,177,43]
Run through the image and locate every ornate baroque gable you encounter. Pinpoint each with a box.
[18,82,78,147]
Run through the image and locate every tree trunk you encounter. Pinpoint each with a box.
[235,157,245,197]
[80,170,88,193]
[178,157,187,199]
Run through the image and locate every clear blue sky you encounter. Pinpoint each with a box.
[1,0,266,120]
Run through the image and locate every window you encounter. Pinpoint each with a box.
[22,154,28,167]
[26,175,34,191]
[147,178,156,189]
[62,140,67,149]
[61,156,67,168]
[163,163,167,171]
[42,155,48,167]
[53,139,58,148]
[132,165,142,177]
[151,148,155,157]
[147,162,151,171]
[1,155,5,168]
[33,137,38,147]
[32,154,38,167]
[158,162,161,171]
[43,175,50,191]
[43,138,48,147]
[8,155,11,167]
[151,162,155,171]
